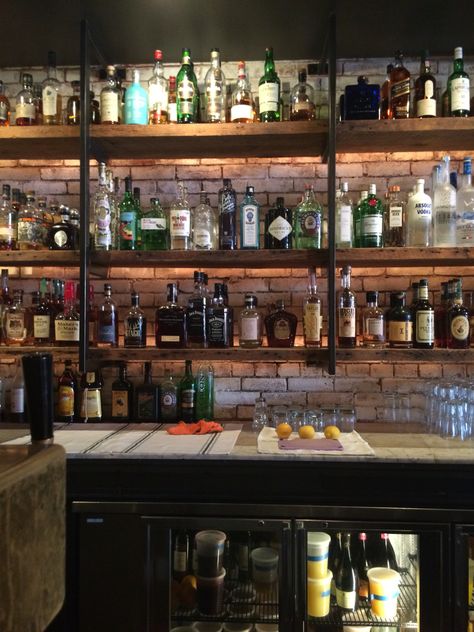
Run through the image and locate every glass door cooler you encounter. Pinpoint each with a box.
[454,525,474,632]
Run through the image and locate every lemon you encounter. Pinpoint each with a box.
[324,425,341,439]
[298,425,316,439]
[276,422,292,439]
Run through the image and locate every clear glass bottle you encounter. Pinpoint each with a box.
[15,73,36,126]
[17,192,45,250]
[239,294,262,348]
[96,283,119,348]
[54,280,80,346]
[303,267,322,348]
[155,282,187,348]
[335,182,353,248]
[119,176,138,250]
[384,185,406,247]
[204,48,226,123]
[293,184,322,249]
[0,80,11,126]
[337,265,356,348]
[100,65,121,125]
[124,68,148,125]
[0,185,16,250]
[170,181,192,250]
[192,187,218,250]
[389,50,411,119]
[93,162,113,250]
[360,184,384,247]
[264,299,297,347]
[406,178,432,247]
[448,47,471,117]
[230,61,255,123]
[414,278,434,349]
[414,50,437,118]
[239,185,260,249]
[290,69,316,121]
[258,47,280,122]
[457,156,474,245]
[148,49,169,124]
[4,290,27,346]
[140,197,169,250]
[218,178,237,250]
[42,51,63,125]
[176,48,199,124]
[361,291,385,348]
[433,156,457,247]
[124,291,147,348]
[66,80,80,125]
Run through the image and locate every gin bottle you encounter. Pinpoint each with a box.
[266,197,292,249]
[360,184,384,248]
[433,156,457,247]
[195,364,214,421]
[141,197,169,250]
[406,179,432,247]
[160,369,178,422]
[124,69,148,125]
[170,182,192,250]
[93,162,113,250]
[293,184,322,249]
[353,190,368,248]
[258,47,280,122]
[335,182,353,248]
[384,185,406,247]
[148,50,169,124]
[193,187,218,250]
[337,265,356,348]
[239,185,260,249]
[119,177,138,250]
[448,47,470,117]
[456,157,474,246]
[204,48,226,123]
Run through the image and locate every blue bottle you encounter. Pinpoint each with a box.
[124,69,148,124]
[240,185,260,249]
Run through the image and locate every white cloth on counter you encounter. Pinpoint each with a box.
[257,426,375,457]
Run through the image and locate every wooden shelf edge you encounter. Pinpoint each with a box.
[0,251,80,267]
[337,246,474,268]
[337,348,474,362]
[0,346,78,355]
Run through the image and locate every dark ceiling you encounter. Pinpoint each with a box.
[1,0,472,68]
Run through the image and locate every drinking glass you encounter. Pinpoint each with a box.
[271,406,288,428]
[304,409,323,431]
[252,396,268,433]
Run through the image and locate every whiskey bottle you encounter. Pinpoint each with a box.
[79,369,103,423]
[448,47,470,117]
[135,362,159,422]
[239,294,262,348]
[66,80,80,125]
[414,279,434,349]
[100,65,120,125]
[222,283,234,347]
[218,179,237,250]
[360,184,384,248]
[434,282,449,348]
[119,177,138,250]
[111,364,133,421]
[48,206,76,250]
[239,185,260,249]
[54,280,80,346]
[362,291,385,348]
[0,185,17,250]
[204,48,226,123]
[155,282,187,348]
[387,292,413,349]
[41,51,62,125]
[159,369,178,422]
[96,284,119,348]
[230,61,254,123]
[264,299,297,347]
[433,156,457,247]
[266,197,292,249]
[406,179,432,247]
[384,185,405,247]
[303,268,322,348]
[186,271,208,348]
[380,64,393,119]
[124,291,147,348]
[15,73,36,125]
[258,47,281,122]
[0,80,10,126]
[389,51,411,119]
[447,278,470,348]
[179,360,196,423]
[335,182,353,248]
[93,162,114,251]
[148,49,169,124]
[293,185,322,249]
[192,186,218,250]
[414,50,437,118]
[57,359,77,423]
[337,265,356,348]
[32,278,51,345]
[4,290,27,346]
[176,48,199,123]
[169,181,192,250]
[17,192,46,250]
[207,283,230,348]
[290,69,316,121]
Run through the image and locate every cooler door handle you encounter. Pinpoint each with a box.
[296,522,307,629]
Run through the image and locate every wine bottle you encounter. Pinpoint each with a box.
[380,533,399,571]
[356,532,370,602]
[335,532,359,612]
[328,532,342,596]
[173,530,189,581]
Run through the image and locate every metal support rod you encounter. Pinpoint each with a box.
[327,11,337,376]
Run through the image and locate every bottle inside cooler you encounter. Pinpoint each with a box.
[468,536,474,629]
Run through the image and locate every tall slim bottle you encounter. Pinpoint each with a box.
[406,179,432,247]
[240,185,260,249]
[337,266,356,348]
[335,182,353,248]
[448,47,470,117]
[148,50,169,124]
[119,177,138,250]
[335,533,359,612]
[176,48,199,123]
[170,182,192,250]
[303,267,322,348]
[456,156,474,245]
[41,51,63,125]
[204,48,226,123]
[389,51,410,119]
[433,156,457,247]
[179,360,196,423]
[414,279,434,349]
[93,162,113,250]
[258,47,280,122]
[195,364,214,420]
[414,50,437,118]
[218,179,237,250]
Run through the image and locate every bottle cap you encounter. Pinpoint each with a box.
[341,182,349,193]
[194,271,205,283]
[246,185,255,195]
[359,532,367,541]
[366,290,377,303]
[454,47,463,60]
[369,183,377,194]
[154,50,163,61]
[341,265,352,275]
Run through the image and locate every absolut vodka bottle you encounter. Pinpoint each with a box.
[406,179,432,247]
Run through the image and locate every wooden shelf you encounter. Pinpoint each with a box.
[0,126,80,160]
[0,251,79,267]
[90,121,328,160]
[336,118,474,154]
[337,247,474,268]
[337,348,474,362]
[0,346,78,356]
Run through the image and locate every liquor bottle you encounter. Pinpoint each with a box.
[433,156,457,247]
[353,190,368,248]
[57,359,77,423]
[204,48,226,123]
[448,47,471,117]
[4,290,27,346]
[173,531,189,581]
[207,283,230,348]
[457,156,474,245]
[170,181,192,250]
[335,182,353,248]
[119,177,138,250]
[124,68,148,125]
[54,280,80,346]
[335,532,359,612]
[88,285,98,345]
[155,283,187,348]
[179,360,196,423]
[93,162,114,250]
[387,291,413,349]
[48,206,75,250]
[264,300,297,347]
[90,90,101,124]
[176,48,199,123]
[239,185,260,249]
[356,533,370,602]
[414,50,437,118]
[303,267,322,348]
[0,185,16,250]
[406,179,432,247]
[360,184,384,248]
[17,192,46,250]
[10,360,25,423]
[218,179,237,250]
[15,73,36,125]
[96,283,119,347]
[376,533,399,571]
[290,69,316,120]
[384,184,406,247]
[0,80,10,126]
[221,284,234,347]
[193,186,218,250]
[135,362,159,422]
[293,184,322,249]
[160,369,178,422]
[239,294,262,348]
[42,51,62,125]
[79,369,103,423]
[266,197,292,249]
[124,291,147,348]
[434,282,449,348]
[230,61,254,123]
[328,533,342,597]
[148,50,169,124]
[380,64,393,119]
[258,47,281,122]
[186,271,208,348]
[100,65,120,125]
[361,291,385,348]
[389,51,411,119]
[447,278,470,348]
[195,363,214,421]
[141,197,169,250]
[66,80,80,125]
[132,186,142,248]
[167,76,177,123]
[32,278,51,345]
[337,265,356,348]
[111,364,133,421]
[414,279,434,349]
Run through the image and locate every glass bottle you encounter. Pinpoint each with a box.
[447,278,470,349]
[0,80,11,126]
[32,278,51,345]
[258,47,281,122]
[169,181,192,250]
[160,369,178,422]
[303,267,322,348]
[266,197,292,249]
[207,283,230,348]
[353,190,368,248]
[448,47,471,117]
[380,64,393,119]
[377,533,399,571]
[15,73,36,125]
[4,290,27,345]
[360,184,384,248]
[414,50,437,118]
[337,265,356,348]
[193,186,218,250]
[42,51,63,125]
[293,184,322,249]
[67,80,81,125]
[204,48,226,123]
[124,291,147,348]
[434,281,449,348]
[384,184,405,247]
[155,282,187,348]
[48,206,75,250]
[141,197,169,250]
[290,69,316,121]
[356,533,370,603]
[362,291,385,348]
[335,182,353,248]
[230,61,254,123]
[17,192,45,250]
[90,90,101,124]
[96,283,119,348]
[54,280,80,346]
[433,156,457,247]
[186,271,208,348]
[179,360,196,423]
[414,279,434,349]
[124,68,148,125]
[457,156,474,245]
[0,185,16,250]
[218,178,237,250]
[100,65,120,125]
[389,51,411,119]
[10,360,25,423]
[406,178,432,247]
[387,291,413,349]
[79,369,103,423]
[173,531,190,581]
[111,364,133,421]
[335,532,359,613]
[32,83,43,124]
[119,176,138,250]
[93,162,114,250]
[222,283,234,347]
[57,359,77,423]
[148,49,169,124]
[195,363,214,421]
[176,47,199,124]
[135,362,159,422]
[167,76,177,123]
[239,185,260,249]
[239,294,262,348]
[264,299,297,347]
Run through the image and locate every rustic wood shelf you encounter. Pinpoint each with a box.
[337,246,474,268]
[337,348,474,362]
[0,251,80,267]
[336,118,474,154]
[0,346,78,356]
[0,126,80,160]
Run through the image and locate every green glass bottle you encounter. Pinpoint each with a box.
[360,184,384,248]
[179,360,196,423]
[176,48,199,123]
[140,197,169,250]
[195,363,214,421]
[293,184,322,249]
[447,47,471,117]
[258,47,281,122]
[119,177,138,250]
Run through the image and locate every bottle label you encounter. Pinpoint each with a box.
[5,314,25,339]
[55,319,80,342]
[451,77,470,112]
[33,314,50,339]
[17,217,44,246]
[15,102,36,121]
[389,320,412,342]
[417,80,436,116]
[391,78,410,99]
[336,588,357,610]
[98,323,116,343]
[240,317,258,341]
[101,92,119,123]
[178,77,195,101]
[231,103,253,121]
[389,205,403,229]
[362,215,383,237]
[416,310,434,343]
[53,229,68,248]
[451,314,470,341]
[161,389,177,409]
[194,228,211,248]
[137,392,155,419]
[274,317,291,340]
[148,83,168,112]
[339,205,352,243]
[259,82,279,113]
[125,317,144,343]
[11,387,24,414]
[0,225,16,242]
[112,389,129,417]
[161,334,181,343]
[170,209,191,237]
[141,217,166,231]
[174,550,187,573]
[338,307,356,338]
[181,388,195,410]
[299,211,321,236]
[208,314,226,343]
[168,102,177,122]
[58,385,75,416]
[268,215,292,241]
[95,200,112,247]
[366,317,384,336]
[119,211,137,242]
[303,303,321,342]
[42,87,58,117]
[0,101,9,122]
[242,204,259,247]
[80,388,102,419]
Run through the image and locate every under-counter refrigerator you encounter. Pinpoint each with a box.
[453,525,474,631]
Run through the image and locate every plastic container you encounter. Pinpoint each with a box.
[307,532,331,579]
[250,547,279,594]
[222,625,253,632]
[195,530,227,577]
[196,568,226,615]
[367,566,401,618]
[192,623,223,632]
[307,570,332,617]
[254,625,279,632]
[342,626,371,632]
